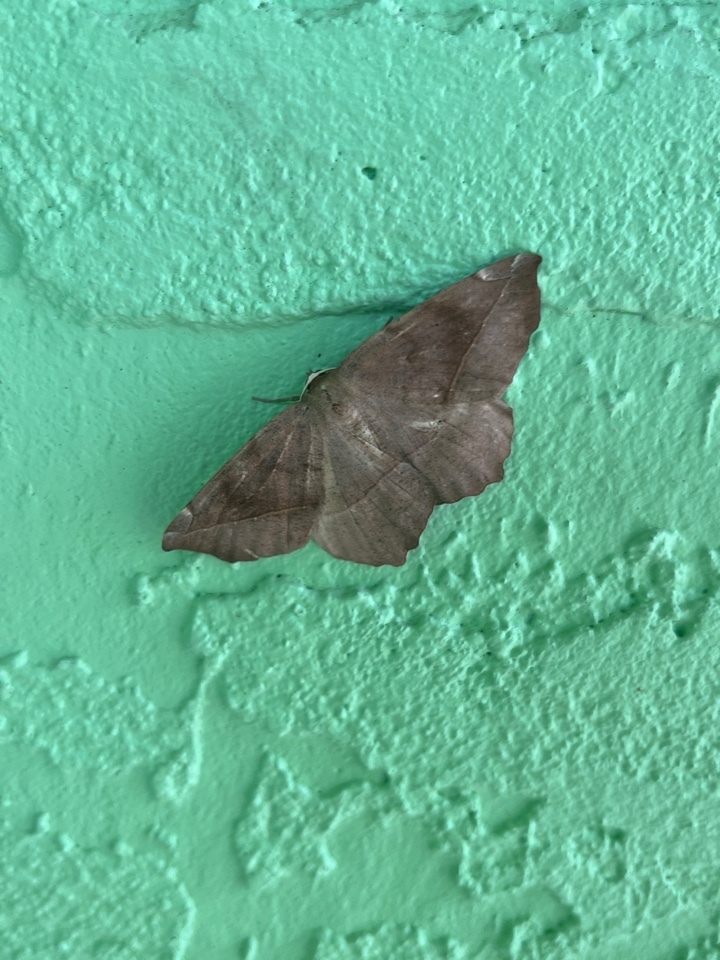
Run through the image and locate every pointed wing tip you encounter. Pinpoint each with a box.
[516,251,542,273]
[476,252,542,282]
[162,507,194,552]
[314,536,412,567]
[374,554,408,568]
[162,530,185,553]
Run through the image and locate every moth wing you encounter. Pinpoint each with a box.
[339,253,541,404]
[163,404,322,562]
[366,395,516,505]
[162,253,541,567]
[311,410,437,566]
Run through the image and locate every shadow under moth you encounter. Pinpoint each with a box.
[163,252,542,566]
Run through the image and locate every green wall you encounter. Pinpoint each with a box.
[2,2,720,957]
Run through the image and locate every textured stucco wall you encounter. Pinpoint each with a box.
[2,2,720,958]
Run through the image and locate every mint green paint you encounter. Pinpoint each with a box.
[2,2,720,958]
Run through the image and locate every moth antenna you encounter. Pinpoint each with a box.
[252,395,301,404]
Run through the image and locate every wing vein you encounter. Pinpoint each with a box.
[446,286,505,397]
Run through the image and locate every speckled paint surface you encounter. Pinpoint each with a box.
[2,2,720,958]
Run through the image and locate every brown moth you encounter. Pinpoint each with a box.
[163,253,542,566]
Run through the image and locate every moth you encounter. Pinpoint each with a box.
[163,252,542,566]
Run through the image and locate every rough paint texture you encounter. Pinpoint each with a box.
[1,3,720,960]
